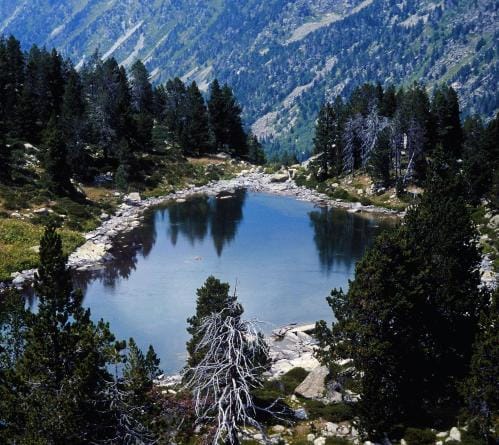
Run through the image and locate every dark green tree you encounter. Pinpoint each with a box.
[368,126,391,186]
[313,99,343,178]
[316,159,486,439]
[130,60,154,115]
[463,289,498,443]
[61,68,91,181]
[182,81,211,155]
[431,84,463,159]
[247,132,266,165]
[0,289,30,442]
[208,79,247,156]
[16,224,117,443]
[186,276,241,368]
[43,117,77,196]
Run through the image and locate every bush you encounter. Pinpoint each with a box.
[302,400,354,422]
[403,428,436,445]
[280,367,309,394]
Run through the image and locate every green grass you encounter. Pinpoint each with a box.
[0,219,84,281]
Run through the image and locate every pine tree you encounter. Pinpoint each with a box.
[163,77,188,148]
[313,100,343,178]
[0,289,30,442]
[247,132,266,165]
[183,81,211,155]
[431,84,463,159]
[316,158,486,439]
[0,123,13,183]
[208,79,247,156]
[17,224,117,443]
[130,60,154,115]
[43,117,76,196]
[207,79,225,151]
[186,276,241,368]
[463,289,498,443]
[62,68,90,181]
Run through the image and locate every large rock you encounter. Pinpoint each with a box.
[270,171,289,183]
[295,365,329,399]
[125,192,141,204]
[446,427,461,442]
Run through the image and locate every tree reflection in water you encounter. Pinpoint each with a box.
[73,189,247,290]
[308,206,394,275]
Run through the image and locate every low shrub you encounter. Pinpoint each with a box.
[302,400,354,422]
[403,427,436,445]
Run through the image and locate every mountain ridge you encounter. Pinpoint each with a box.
[1,0,497,156]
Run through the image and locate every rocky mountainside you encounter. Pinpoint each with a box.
[1,0,497,156]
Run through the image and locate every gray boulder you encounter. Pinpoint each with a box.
[295,365,329,399]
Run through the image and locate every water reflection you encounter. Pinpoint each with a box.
[166,189,246,255]
[309,207,388,274]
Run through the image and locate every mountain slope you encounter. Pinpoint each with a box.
[1,0,498,155]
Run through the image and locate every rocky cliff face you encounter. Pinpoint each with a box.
[2,0,497,155]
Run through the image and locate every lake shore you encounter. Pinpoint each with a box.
[6,169,402,288]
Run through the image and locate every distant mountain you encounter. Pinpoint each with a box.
[1,0,497,156]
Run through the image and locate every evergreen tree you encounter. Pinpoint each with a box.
[368,126,391,186]
[431,84,463,159]
[163,77,188,148]
[16,224,117,443]
[247,132,266,165]
[130,60,154,153]
[130,60,154,115]
[61,68,90,180]
[316,159,486,439]
[43,117,76,196]
[183,81,211,155]
[0,124,13,183]
[313,100,343,178]
[0,289,30,442]
[207,79,225,150]
[208,79,247,156]
[186,276,241,368]
[463,289,498,443]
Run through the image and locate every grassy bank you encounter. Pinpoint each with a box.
[0,155,247,282]
[0,219,84,281]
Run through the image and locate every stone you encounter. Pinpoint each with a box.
[307,434,315,442]
[294,407,308,420]
[314,438,326,445]
[125,193,141,204]
[436,432,448,438]
[295,365,329,399]
[253,433,264,441]
[447,427,461,442]
[33,207,49,215]
[400,440,407,445]
[271,172,289,183]
[271,425,286,433]
[336,425,350,436]
[436,442,443,445]
[488,214,499,228]
[325,422,338,433]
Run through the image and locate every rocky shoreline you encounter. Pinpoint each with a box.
[6,169,402,288]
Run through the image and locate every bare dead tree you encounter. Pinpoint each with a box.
[94,374,157,445]
[184,302,270,445]
[359,106,389,169]
[403,117,426,185]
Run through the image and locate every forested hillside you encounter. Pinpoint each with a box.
[1,0,497,157]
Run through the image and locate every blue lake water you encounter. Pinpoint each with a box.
[74,191,392,373]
